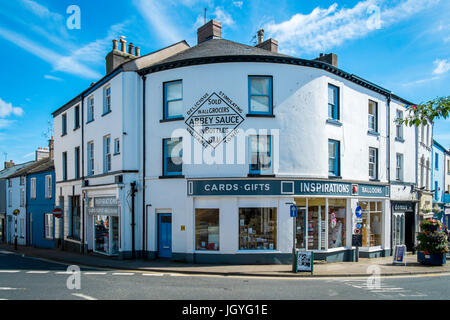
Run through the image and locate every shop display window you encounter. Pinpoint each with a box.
[239,208,277,250]
[358,201,382,247]
[307,198,326,250]
[195,209,219,251]
[328,199,346,248]
[295,198,306,249]
[94,215,110,254]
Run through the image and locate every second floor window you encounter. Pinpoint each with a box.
[20,176,24,185]
[249,76,272,115]
[163,138,182,176]
[163,80,183,119]
[62,113,67,135]
[30,178,36,199]
[20,188,24,207]
[328,84,339,120]
[62,152,67,181]
[8,190,12,207]
[87,96,94,122]
[87,142,94,176]
[369,147,378,180]
[328,139,340,177]
[249,135,272,174]
[103,86,111,114]
[368,100,377,132]
[114,138,120,155]
[395,110,403,140]
[75,147,80,179]
[435,152,439,170]
[74,105,80,129]
[103,135,111,173]
[396,153,403,181]
[45,175,52,199]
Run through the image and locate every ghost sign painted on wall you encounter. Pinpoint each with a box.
[185,91,245,148]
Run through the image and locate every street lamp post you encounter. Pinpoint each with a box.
[12,209,19,250]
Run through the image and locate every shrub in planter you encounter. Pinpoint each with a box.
[417,219,448,265]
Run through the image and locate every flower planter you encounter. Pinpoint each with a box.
[417,251,446,266]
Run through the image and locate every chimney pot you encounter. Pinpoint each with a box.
[128,42,134,55]
[112,39,118,50]
[257,29,264,44]
[119,37,127,53]
[197,19,221,44]
[135,46,141,57]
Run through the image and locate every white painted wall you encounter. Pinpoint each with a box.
[6,176,26,245]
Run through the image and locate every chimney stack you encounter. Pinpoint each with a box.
[106,37,140,75]
[197,19,221,44]
[313,53,338,67]
[257,29,264,44]
[4,160,14,169]
[255,38,278,53]
[48,136,54,160]
[36,146,49,161]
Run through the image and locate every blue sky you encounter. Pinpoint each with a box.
[0,0,449,164]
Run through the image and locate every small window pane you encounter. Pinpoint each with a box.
[328,86,335,105]
[239,208,277,250]
[251,78,269,95]
[196,209,219,251]
[167,100,183,117]
[250,96,269,112]
[166,82,182,100]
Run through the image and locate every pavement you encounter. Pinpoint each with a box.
[1,243,449,278]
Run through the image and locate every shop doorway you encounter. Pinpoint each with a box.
[392,212,405,248]
[0,217,4,243]
[158,213,172,258]
[404,212,415,251]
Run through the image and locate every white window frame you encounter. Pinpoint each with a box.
[45,175,52,199]
[8,190,12,207]
[45,213,53,239]
[103,85,111,114]
[30,178,36,200]
[368,100,377,132]
[395,110,403,140]
[396,153,403,181]
[103,135,111,173]
[369,147,378,180]
[87,96,95,122]
[20,188,25,207]
[249,135,273,175]
[88,141,94,176]
[114,138,120,155]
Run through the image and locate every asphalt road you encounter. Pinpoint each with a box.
[0,250,449,300]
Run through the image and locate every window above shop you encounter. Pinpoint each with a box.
[163,138,183,177]
[163,80,183,120]
[328,84,339,121]
[328,139,340,177]
[249,135,272,175]
[248,76,273,116]
[369,147,378,180]
[368,100,378,133]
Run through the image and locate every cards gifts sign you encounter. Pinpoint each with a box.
[185,92,245,149]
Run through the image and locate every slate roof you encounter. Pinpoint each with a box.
[27,158,54,175]
[0,161,34,179]
[8,158,50,178]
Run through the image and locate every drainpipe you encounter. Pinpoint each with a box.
[141,75,147,259]
[387,94,391,253]
[81,96,85,254]
[130,181,137,259]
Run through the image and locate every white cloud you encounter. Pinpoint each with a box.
[0,98,23,118]
[44,75,63,81]
[265,0,439,54]
[134,0,183,45]
[23,151,35,159]
[213,7,235,27]
[233,1,243,9]
[0,119,16,129]
[433,59,450,74]
[401,76,440,86]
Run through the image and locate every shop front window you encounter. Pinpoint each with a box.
[195,209,219,251]
[111,216,119,255]
[307,198,326,250]
[239,208,277,250]
[328,199,346,248]
[358,201,382,247]
[295,198,307,249]
[94,215,110,254]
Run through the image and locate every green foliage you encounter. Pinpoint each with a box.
[417,219,448,254]
[396,96,450,126]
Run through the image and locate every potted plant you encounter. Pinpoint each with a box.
[417,219,448,266]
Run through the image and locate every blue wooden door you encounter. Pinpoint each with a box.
[158,214,172,258]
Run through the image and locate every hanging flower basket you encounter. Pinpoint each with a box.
[417,219,448,266]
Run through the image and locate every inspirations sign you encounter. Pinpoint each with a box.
[187,179,389,198]
[185,92,245,148]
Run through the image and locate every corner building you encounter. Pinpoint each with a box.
[140,20,416,263]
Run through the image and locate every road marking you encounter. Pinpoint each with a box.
[72,293,97,300]
[83,272,107,275]
[142,273,164,277]
[0,298,8,300]
[0,270,20,273]
[0,287,25,290]
[169,274,190,277]
[0,250,14,254]
[55,271,72,274]
[112,272,134,276]
[26,271,49,274]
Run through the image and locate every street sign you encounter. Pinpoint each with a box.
[290,205,298,218]
[355,206,363,218]
[12,209,20,216]
[296,250,314,274]
[393,245,407,266]
[53,207,63,218]
[352,234,362,247]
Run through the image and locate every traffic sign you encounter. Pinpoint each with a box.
[290,204,297,218]
[53,207,63,218]
[355,206,363,218]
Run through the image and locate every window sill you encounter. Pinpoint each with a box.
[236,250,280,253]
[66,237,81,242]
[369,178,380,182]
[86,119,94,124]
[61,133,67,137]
[367,130,380,136]
[113,152,120,156]
[159,175,185,179]
[247,173,275,177]
[73,126,80,131]
[326,119,342,126]
[246,113,275,118]
[160,117,184,123]
[328,175,342,179]
[101,110,112,117]
[395,137,405,143]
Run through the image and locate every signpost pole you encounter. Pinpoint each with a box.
[355,246,359,262]
[292,214,296,272]
[14,216,17,251]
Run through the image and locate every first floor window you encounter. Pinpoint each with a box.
[20,218,24,237]
[369,147,378,180]
[75,147,80,179]
[195,209,219,251]
[328,139,340,176]
[395,110,403,140]
[30,178,36,199]
[435,181,439,201]
[368,100,377,132]
[114,138,120,155]
[20,188,24,207]
[8,190,12,207]
[396,153,403,181]
[45,175,52,199]
[358,201,382,247]
[163,80,183,119]
[62,152,67,181]
[249,135,272,174]
[62,113,67,135]
[239,208,277,250]
[328,84,339,120]
[87,142,94,176]
[163,138,182,176]
[45,214,53,239]
[103,135,111,173]
[249,76,272,114]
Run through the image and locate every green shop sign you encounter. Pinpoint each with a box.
[187,179,389,197]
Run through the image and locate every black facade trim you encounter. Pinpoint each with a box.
[56,178,83,184]
[138,55,415,105]
[246,114,275,118]
[159,175,185,179]
[247,174,276,177]
[367,130,380,136]
[159,117,185,123]
[85,170,139,180]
